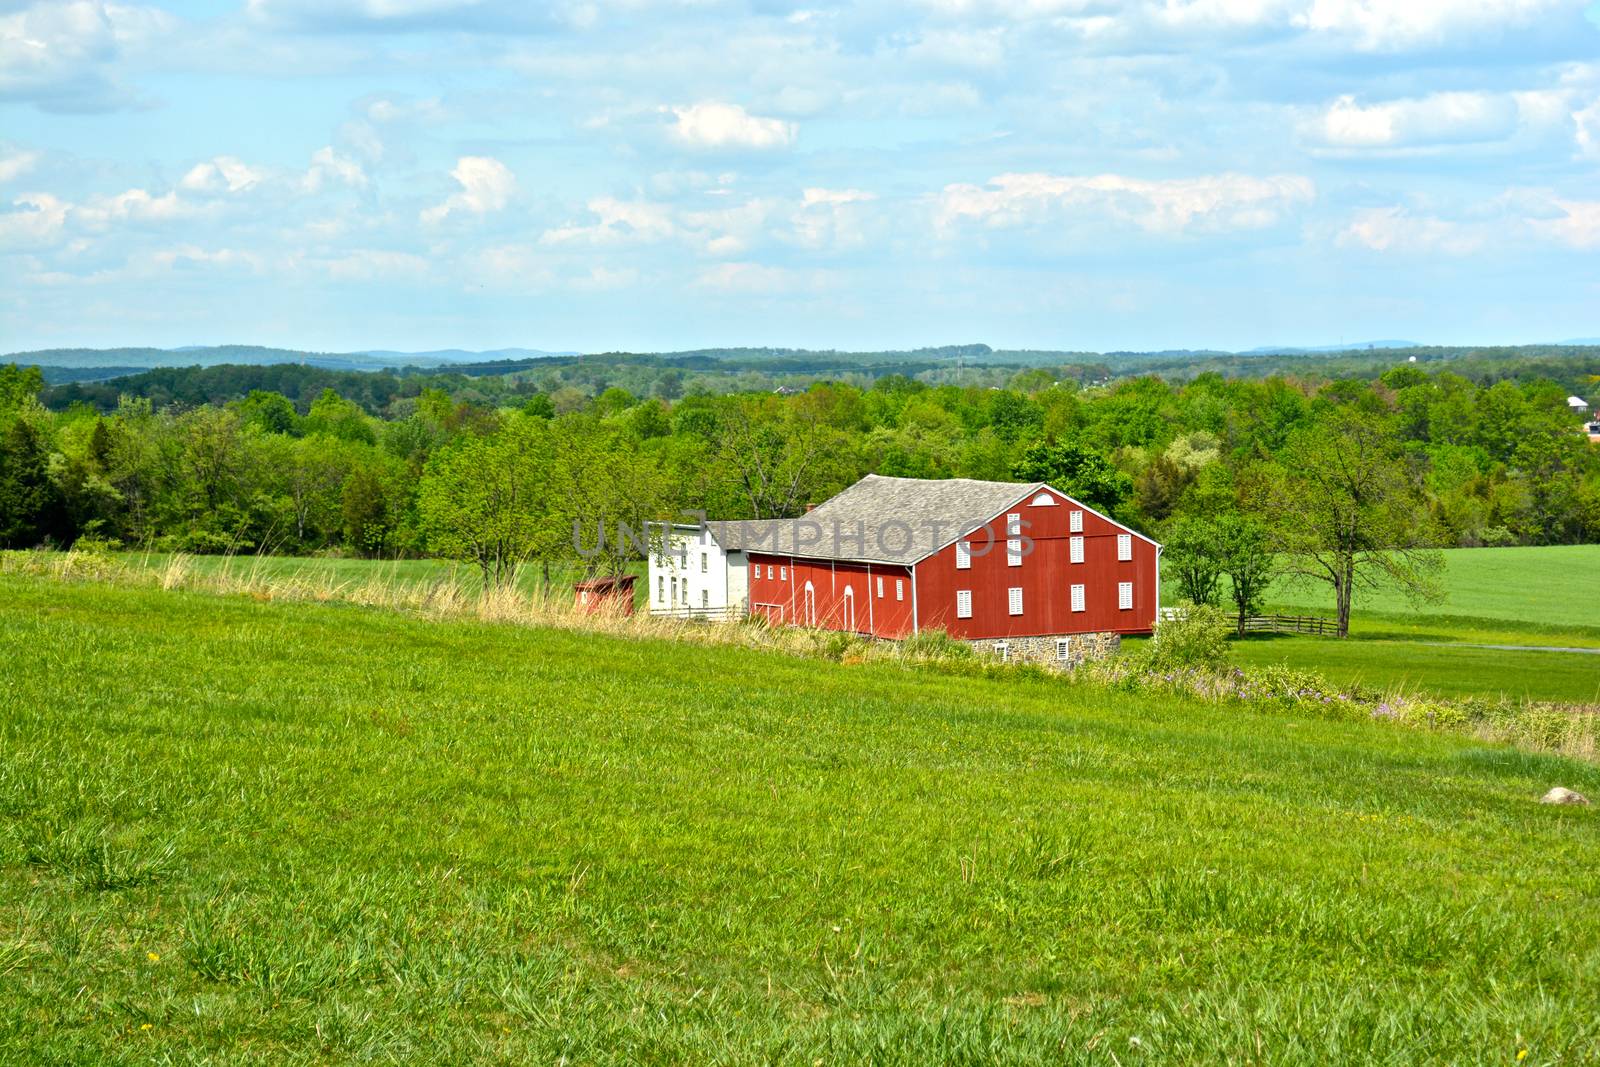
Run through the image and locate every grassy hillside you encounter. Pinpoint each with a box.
[2,574,1598,1063]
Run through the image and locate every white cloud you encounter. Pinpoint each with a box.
[78,187,192,226]
[1294,0,1578,51]
[180,156,267,194]
[790,188,878,250]
[1533,198,1600,248]
[669,102,797,151]
[421,156,516,224]
[302,147,368,193]
[0,148,40,183]
[540,197,677,246]
[1336,206,1486,254]
[936,171,1315,236]
[320,248,430,281]
[1575,97,1600,158]
[1313,92,1522,150]
[694,261,810,293]
[0,0,174,111]
[0,193,69,247]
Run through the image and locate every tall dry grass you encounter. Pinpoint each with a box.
[5,546,1597,762]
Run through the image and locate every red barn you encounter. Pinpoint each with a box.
[740,475,1159,650]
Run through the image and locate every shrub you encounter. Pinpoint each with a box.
[1144,602,1231,672]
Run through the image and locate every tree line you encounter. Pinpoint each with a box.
[3,360,1595,632]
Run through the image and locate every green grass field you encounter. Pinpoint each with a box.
[3,573,1599,1063]
[1261,545,1600,628]
[1155,545,1600,702]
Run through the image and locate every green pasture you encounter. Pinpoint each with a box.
[2,573,1599,1063]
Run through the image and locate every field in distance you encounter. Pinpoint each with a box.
[1158,545,1600,704]
[119,545,1600,703]
[2,572,1598,1062]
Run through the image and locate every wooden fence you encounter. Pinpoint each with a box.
[1239,614,1340,636]
[1160,607,1340,637]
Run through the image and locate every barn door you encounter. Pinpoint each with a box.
[803,582,816,626]
[843,587,856,632]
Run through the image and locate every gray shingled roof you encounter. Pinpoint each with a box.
[713,474,1045,564]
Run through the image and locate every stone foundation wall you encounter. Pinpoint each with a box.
[969,631,1120,670]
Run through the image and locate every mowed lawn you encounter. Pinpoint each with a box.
[1155,545,1600,702]
[2,575,1599,1063]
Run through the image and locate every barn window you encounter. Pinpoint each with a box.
[955,541,971,569]
[768,565,774,579]
[1119,581,1133,610]
[1117,534,1132,561]
[994,641,1009,662]
[1070,536,1084,564]
[1070,510,1083,533]
[875,576,883,598]
[1056,638,1071,661]
[1007,539,1022,567]
[1006,512,1021,536]
[1008,587,1023,615]
[956,590,972,618]
[1071,584,1085,613]
[1029,492,1057,507]
[780,566,786,580]
[896,579,904,601]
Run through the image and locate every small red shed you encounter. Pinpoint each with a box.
[574,574,636,615]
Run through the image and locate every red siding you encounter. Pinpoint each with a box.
[748,554,915,638]
[913,488,1158,639]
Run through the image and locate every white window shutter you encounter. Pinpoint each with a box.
[1119,581,1133,610]
[1070,536,1083,564]
[1071,584,1085,612]
[956,590,972,618]
[1008,587,1023,615]
[955,541,971,569]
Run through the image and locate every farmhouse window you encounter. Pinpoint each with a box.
[1007,512,1021,536]
[1119,581,1133,610]
[1117,534,1132,561]
[1071,584,1085,613]
[1070,536,1084,564]
[896,579,904,601]
[955,541,971,569]
[1008,587,1023,615]
[876,576,884,598]
[701,553,708,573]
[1007,539,1022,567]
[1070,510,1083,533]
[702,590,709,608]
[671,577,678,603]
[658,576,665,602]
[956,590,972,618]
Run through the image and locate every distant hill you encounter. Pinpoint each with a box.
[1242,340,1421,355]
[3,345,579,374]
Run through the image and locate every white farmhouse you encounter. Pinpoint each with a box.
[646,520,774,619]
[1568,395,1591,412]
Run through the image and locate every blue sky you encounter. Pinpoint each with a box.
[3,0,1600,353]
